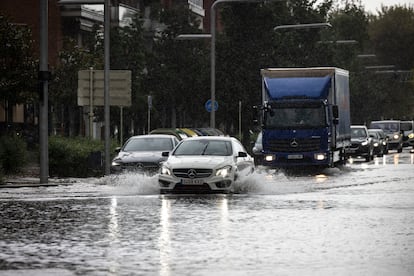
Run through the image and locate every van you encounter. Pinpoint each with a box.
[400,120,414,147]
[369,120,403,152]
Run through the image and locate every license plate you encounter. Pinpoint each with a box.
[287,154,303,160]
[181,178,204,185]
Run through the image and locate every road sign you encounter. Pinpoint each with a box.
[205,99,218,112]
[77,70,131,106]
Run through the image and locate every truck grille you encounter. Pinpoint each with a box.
[267,138,321,152]
[173,168,212,178]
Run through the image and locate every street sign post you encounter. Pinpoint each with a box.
[77,69,131,140]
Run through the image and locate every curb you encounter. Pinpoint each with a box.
[0,177,75,188]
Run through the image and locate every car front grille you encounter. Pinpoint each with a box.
[173,168,212,178]
[267,138,320,152]
[121,162,159,170]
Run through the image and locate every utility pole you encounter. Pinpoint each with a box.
[39,0,49,183]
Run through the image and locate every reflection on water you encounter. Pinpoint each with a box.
[0,152,414,275]
[159,198,171,276]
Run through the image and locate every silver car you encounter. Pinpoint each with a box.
[159,136,254,194]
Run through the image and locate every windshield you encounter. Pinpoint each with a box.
[351,128,368,138]
[174,140,232,156]
[401,122,413,131]
[123,137,173,151]
[370,122,400,133]
[265,105,326,129]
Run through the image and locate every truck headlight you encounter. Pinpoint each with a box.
[264,155,275,162]
[393,134,400,140]
[314,153,326,161]
[409,133,414,139]
[216,165,232,178]
[161,166,171,175]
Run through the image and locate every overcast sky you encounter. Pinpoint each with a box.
[360,0,414,14]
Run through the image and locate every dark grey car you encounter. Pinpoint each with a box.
[111,134,180,174]
[368,129,388,156]
[345,125,374,161]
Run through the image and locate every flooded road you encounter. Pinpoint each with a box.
[1,149,413,275]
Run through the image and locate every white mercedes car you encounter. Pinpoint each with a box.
[159,136,254,194]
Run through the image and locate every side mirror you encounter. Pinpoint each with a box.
[114,147,121,153]
[162,151,169,157]
[238,152,247,157]
[332,105,339,119]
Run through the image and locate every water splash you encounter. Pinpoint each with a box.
[100,172,160,195]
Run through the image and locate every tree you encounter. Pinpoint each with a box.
[0,15,37,127]
[49,28,102,136]
[143,4,210,129]
[369,5,414,70]
[216,0,333,143]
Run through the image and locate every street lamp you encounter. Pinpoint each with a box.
[179,0,286,129]
[317,40,359,45]
[176,34,212,40]
[273,22,332,31]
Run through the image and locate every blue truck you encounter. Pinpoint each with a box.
[259,67,351,168]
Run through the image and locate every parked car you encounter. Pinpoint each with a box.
[149,128,189,141]
[111,134,180,174]
[400,120,414,147]
[368,129,386,156]
[368,128,388,155]
[345,125,374,161]
[369,120,403,152]
[159,136,254,194]
[252,131,263,165]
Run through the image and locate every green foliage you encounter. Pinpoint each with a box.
[0,135,28,175]
[0,15,37,104]
[369,5,414,70]
[143,5,210,128]
[49,136,108,177]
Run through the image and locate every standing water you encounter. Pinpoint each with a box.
[0,152,413,275]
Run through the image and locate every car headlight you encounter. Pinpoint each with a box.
[111,160,121,166]
[361,140,368,146]
[393,134,400,140]
[161,165,171,175]
[373,142,379,147]
[409,133,414,139]
[216,165,232,178]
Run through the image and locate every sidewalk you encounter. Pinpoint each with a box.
[0,177,68,188]
[0,163,75,188]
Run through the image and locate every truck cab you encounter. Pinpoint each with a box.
[260,67,351,168]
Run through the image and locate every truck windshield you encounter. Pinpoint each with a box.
[265,105,326,129]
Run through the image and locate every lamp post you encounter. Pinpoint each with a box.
[317,40,358,45]
[176,34,212,40]
[179,0,286,128]
[273,22,332,31]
